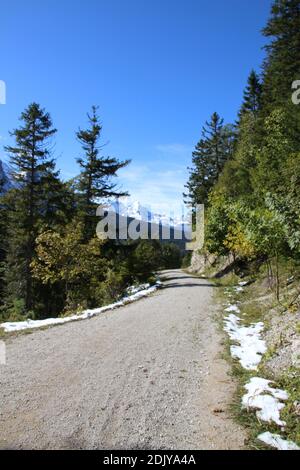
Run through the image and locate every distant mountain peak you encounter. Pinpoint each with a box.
[111,198,190,229]
[0,159,13,193]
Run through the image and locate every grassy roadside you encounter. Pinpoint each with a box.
[210,263,300,450]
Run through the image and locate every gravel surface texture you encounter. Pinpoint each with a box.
[0,270,245,449]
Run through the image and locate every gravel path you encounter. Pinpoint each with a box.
[0,269,245,449]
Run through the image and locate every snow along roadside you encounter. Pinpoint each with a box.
[257,432,300,451]
[223,282,299,451]
[1,281,162,333]
[223,311,266,370]
[242,377,288,427]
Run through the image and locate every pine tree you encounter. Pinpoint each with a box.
[184,112,234,206]
[262,0,300,108]
[253,108,297,196]
[238,70,262,120]
[218,71,263,200]
[0,173,7,305]
[216,113,258,200]
[40,170,76,229]
[76,106,130,240]
[4,103,58,312]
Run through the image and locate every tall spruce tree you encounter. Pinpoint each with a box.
[184,112,234,206]
[40,170,76,228]
[4,103,58,312]
[238,70,262,120]
[218,71,263,200]
[262,0,300,108]
[0,172,7,305]
[76,106,130,240]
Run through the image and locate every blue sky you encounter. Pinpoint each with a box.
[0,0,272,214]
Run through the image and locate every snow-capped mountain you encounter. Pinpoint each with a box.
[0,159,13,193]
[111,199,191,230]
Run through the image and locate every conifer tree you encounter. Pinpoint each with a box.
[76,106,130,240]
[238,70,262,120]
[184,112,234,206]
[218,71,263,200]
[262,0,300,108]
[216,113,258,199]
[4,103,58,311]
[0,173,7,304]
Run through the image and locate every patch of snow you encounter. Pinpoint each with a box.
[224,313,266,370]
[286,276,294,285]
[224,304,240,313]
[234,286,244,293]
[231,281,250,293]
[126,283,150,295]
[242,377,288,426]
[223,287,297,443]
[1,281,162,333]
[257,432,299,450]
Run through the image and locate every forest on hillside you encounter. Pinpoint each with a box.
[0,105,182,322]
[185,0,300,300]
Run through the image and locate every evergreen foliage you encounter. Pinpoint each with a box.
[76,106,130,240]
[0,105,164,321]
[187,0,300,300]
[184,112,235,206]
[3,103,58,312]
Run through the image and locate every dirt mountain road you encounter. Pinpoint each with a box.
[0,269,245,449]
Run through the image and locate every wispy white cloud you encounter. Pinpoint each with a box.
[117,164,149,182]
[118,163,188,216]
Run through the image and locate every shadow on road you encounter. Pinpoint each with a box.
[160,275,194,281]
[161,282,216,289]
